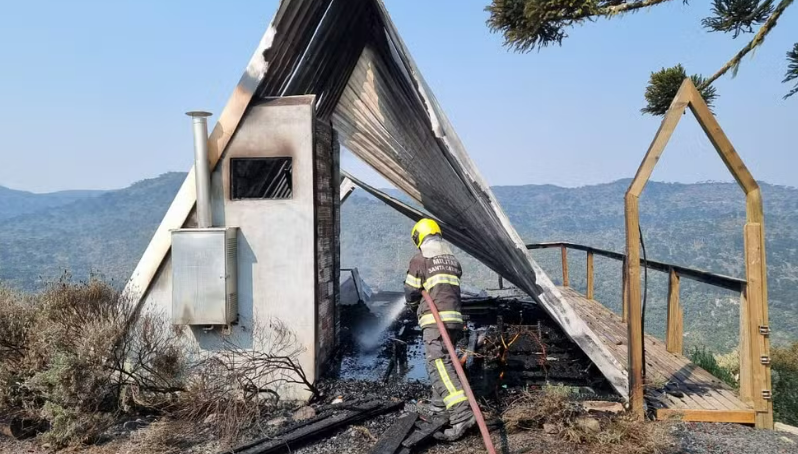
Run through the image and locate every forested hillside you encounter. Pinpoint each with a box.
[1,173,796,351]
[340,180,798,351]
[0,173,184,289]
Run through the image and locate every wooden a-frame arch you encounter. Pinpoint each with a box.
[624,78,773,428]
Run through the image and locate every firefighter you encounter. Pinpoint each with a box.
[404,218,476,441]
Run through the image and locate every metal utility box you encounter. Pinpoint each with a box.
[171,228,238,326]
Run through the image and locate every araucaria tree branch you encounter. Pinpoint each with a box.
[486,0,676,51]
[784,43,798,98]
[700,0,795,88]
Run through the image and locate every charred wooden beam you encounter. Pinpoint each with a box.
[370,412,418,454]
[228,400,403,454]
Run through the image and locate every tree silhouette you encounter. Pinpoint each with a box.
[486,0,797,115]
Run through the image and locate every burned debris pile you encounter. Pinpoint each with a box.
[221,292,621,454]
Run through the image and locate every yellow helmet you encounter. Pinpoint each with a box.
[411,218,442,248]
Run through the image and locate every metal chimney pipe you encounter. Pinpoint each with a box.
[186,111,213,228]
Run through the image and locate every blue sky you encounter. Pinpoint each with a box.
[1,0,795,193]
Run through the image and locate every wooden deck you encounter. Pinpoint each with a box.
[559,287,756,424]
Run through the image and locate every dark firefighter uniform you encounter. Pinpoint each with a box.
[404,219,473,431]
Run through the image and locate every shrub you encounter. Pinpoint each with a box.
[501,386,671,453]
[0,277,316,448]
[687,342,798,425]
[772,341,798,425]
[0,278,187,448]
[689,346,737,388]
[174,319,317,443]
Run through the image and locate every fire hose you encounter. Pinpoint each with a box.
[421,290,496,454]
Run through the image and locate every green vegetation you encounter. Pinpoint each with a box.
[0,278,312,448]
[342,180,798,353]
[1,173,798,353]
[688,346,738,388]
[485,0,798,113]
[641,65,718,115]
[0,173,184,290]
[685,343,798,425]
[2,173,798,426]
[0,279,179,447]
[772,342,798,425]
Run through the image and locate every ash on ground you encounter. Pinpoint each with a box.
[281,291,621,453]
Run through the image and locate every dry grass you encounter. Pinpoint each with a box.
[127,420,203,454]
[0,277,314,450]
[502,385,580,433]
[501,386,673,454]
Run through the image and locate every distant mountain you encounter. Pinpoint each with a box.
[0,185,105,221]
[1,172,796,352]
[340,180,798,351]
[0,173,185,289]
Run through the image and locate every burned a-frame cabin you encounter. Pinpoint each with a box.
[124,0,772,427]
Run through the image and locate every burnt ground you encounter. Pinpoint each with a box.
[3,294,796,453]
[331,294,619,395]
[4,420,796,454]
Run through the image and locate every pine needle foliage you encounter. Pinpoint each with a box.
[485,0,796,112]
[784,43,798,99]
[641,65,718,115]
[485,0,675,52]
[702,0,775,37]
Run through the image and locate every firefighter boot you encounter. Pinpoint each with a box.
[416,399,446,418]
[434,414,476,441]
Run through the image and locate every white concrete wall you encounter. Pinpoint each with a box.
[141,96,319,400]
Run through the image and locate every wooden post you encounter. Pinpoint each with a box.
[625,194,644,418]
[498,275,504,290]
[666,268,683,354]
[623,77,773,427]
[561,245,570,287]
[744,220,773,429]
[739,286,753,406]
[622,257,629,322]
[586,251,594,300]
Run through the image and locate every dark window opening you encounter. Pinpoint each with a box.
[230,157,293,200]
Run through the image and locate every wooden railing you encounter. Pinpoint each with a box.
[526,241,746,356]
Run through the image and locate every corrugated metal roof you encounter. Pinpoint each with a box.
[129,0,628,397]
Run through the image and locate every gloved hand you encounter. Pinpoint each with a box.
[403,302,418,320]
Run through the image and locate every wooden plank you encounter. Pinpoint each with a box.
[643,346,737,411]
[586,251,594,300]
[625,194,644,418]
[744,223,773,428]
[579,297,731,411]
[657,409,756,424]
[563,288,752,415]
[564,288,745,412]
[616,315,740,410]
[622,258,629,323]
[561,245,570,287]
[745,189,772,429]
[739,288,753,405]
[234,400,404,454]
[627,80,691,197]
[686,80,758,194]
[370,412,417,454]
[400,417,448,449]
[666,269,683,354]
[562,289,707,410]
